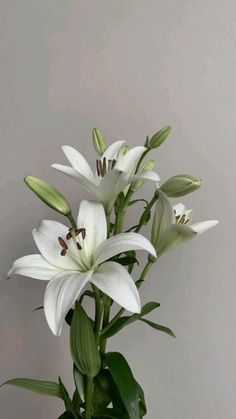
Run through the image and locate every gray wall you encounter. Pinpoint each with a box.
[0,1,235,418]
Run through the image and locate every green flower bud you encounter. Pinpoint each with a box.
[160,174,201,197]
[92,128,107,156]
[148,125,171,149]
[130,160,155,192]
[24,176,71,216]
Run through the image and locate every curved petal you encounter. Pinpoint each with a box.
[33,220,79,270]
[98,170,127,214]
[191,220,219,234]
[173,203,186,218]
[94,232,157,266]
[130,170,161,183]
[51,164,99,196]
[7,254,59,280]
[101,140,125,161]
[44,270,93,335]
[62,146,94,180]
[91,262,141,313]
[116,146,146,177]
[77,200,107,259]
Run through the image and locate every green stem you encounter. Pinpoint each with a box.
[67,213,77,229]
[84,376,93,419]
[114,208,125,235]
[135,148,150,173]
[100,297,111,355]
[92,285,104,345]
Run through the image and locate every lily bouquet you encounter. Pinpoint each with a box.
[4,127,218,418]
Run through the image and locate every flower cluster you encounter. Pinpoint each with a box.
[6,127,219,418]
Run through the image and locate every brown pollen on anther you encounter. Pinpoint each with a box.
[61,249,67,256]
[58,237,68,249]
[77,242,82,250]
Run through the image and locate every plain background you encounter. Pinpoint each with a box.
[0,1,235,418]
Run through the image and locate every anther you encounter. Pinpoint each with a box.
[102,157,106,175]
[61,249,67,256]
[96,159,100,176]
[58,237,68,249]
[66,231,72,240]
[111,159,116,169]
[77,242,82,250]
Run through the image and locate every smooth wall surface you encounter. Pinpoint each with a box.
[1,1,235,418]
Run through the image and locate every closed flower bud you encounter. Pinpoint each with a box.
[160,174,201,197]
[130,160,155,191]
[92,128,107,155]
[149,125,171,149]
[24,176,71,216]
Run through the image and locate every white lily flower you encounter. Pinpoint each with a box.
[151,192,219,258]
[8,200,156,336]
[51,142,160,213]
[173,203,219,234]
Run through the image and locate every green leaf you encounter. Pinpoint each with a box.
[58,377,79,419]
[73,365,85,402]
[114,255,138,267]
[102,302,160,339]
[1,378,63,399]
[24,176,71,216]
[58,413,76,419]
[140,318,176,337]
[70,302,101,377]
[136,381,147,417]
[104,352,139,419]
[92,409,119,418]
[33,305,43,312]
[128,199,148,207]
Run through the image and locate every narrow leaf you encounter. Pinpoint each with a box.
[102,302,160,339]
[73,365,85,402]
[58,377,79,419]
[1,378,62,399]
[104,352,139,419]
[140,318,176,337]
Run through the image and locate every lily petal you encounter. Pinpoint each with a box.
[7,254,58,280]
[173,203,186,217]
[94,232,156,266]
[116,146,146,177]
[51,164,99,196]
[62,146,94,181]
[130,170,161,183]
[44,270,93,335]
[33,220,79,270]
[98,170,127,213]
[101,140,125,161]
[77,200,107,259]
[191,220,219,234]
[91,261,141,313]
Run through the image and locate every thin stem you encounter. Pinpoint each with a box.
[67,213,77,229]
[99,297,111,355]
[84,376,93,419]
[92,285,103,345]
[135,148,150,173]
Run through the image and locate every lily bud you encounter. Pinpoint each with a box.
[148,125,171,149]
[92,128,107,155]
[130,160,155,192]
[24,176,71,216]
[160,174,201,197]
